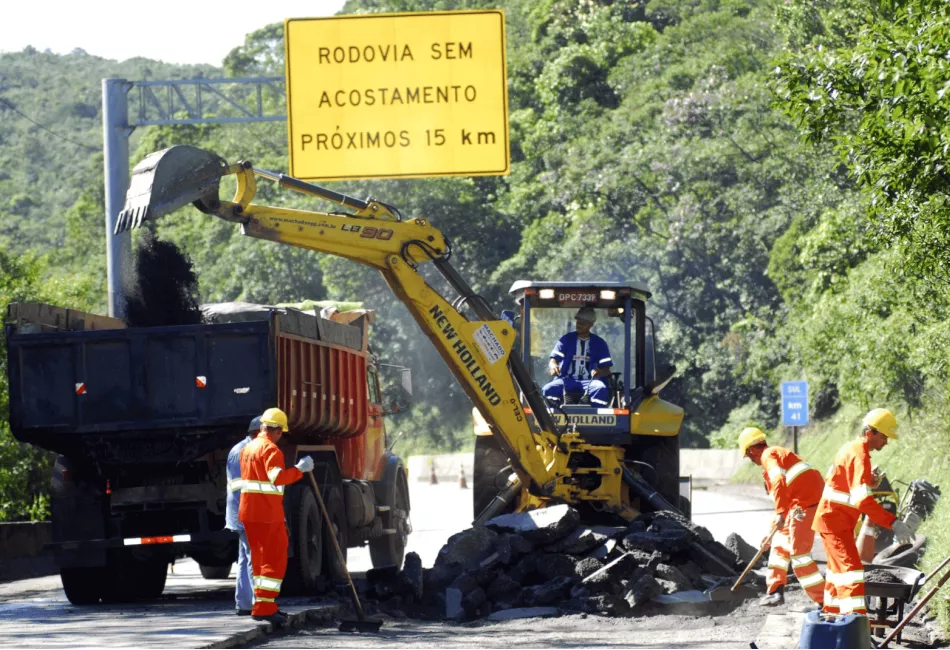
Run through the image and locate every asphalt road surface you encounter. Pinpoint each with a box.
[0,481,783,648]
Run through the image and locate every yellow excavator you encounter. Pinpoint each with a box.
[116,145,685,524]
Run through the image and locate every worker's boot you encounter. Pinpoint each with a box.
[758,586,785,607]
[252,611,288,625]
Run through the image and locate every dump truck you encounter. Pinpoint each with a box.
[114,144,685,527]
[5,301,411,605]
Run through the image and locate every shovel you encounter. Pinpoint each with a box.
[705,523,779,602]
[732,523,780,592]
[307,472,382,633]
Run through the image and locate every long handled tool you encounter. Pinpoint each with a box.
[307,472,382,633]
[732,523,779,592]
[878,554,950,648]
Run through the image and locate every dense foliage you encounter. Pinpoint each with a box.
[2,0,949,555]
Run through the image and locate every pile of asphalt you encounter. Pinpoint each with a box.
[363,505,762,621]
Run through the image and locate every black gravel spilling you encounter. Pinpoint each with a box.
[362,505,759,621]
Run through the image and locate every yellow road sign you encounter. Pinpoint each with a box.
[284,10,509,181]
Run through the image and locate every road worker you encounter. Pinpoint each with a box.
[812,408,914,617]
[225,416,260,616]
[239,407,314,624]
[739,427,825,607]
[542,307,613,407]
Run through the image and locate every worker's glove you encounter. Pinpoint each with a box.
[295,456,314,473]
[891,519,914,546]
[773,513,786,530]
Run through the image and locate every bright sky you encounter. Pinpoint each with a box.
[1,0,346,65]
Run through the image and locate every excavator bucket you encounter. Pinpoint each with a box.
[114,145,229,233]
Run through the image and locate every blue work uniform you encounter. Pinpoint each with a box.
[226,436,254,612]
[542,331,612,406]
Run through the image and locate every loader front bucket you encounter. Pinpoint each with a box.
[114,145,229,233]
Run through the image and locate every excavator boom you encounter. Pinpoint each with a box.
[117,145,664,522]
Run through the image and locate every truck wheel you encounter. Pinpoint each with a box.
[323,486,349,584]
[136,560,168,599]
[101,555,168,602]
[474,434,512,519]
[369,471,409,569]
[61,567,104,605]
[199,564,232,580]
[283,484,324,595]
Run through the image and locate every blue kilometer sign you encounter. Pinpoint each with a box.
[781,380,809,427]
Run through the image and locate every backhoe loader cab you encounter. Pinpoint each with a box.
[512,280,649,427]
[473,280,687,519]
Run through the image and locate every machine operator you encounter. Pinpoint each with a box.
[542,307,613,407]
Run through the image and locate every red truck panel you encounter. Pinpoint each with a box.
[277,331,386,481]
[277,333,368,440]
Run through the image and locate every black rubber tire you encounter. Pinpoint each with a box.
[369,471,409,569]
[632,435,681,514]
[474,434,512,519]
[100,554,168,602]
[61,567,105,605]
[679,495,692,519]
[137,560,169,599]
[283,483,324,596]
[199,564,232,580]
[322,485,349,585]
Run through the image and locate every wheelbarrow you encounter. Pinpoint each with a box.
[863,564,926,644]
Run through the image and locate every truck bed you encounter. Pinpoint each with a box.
[6,320,275,444]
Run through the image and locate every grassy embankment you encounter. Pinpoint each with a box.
[732,404,950,629]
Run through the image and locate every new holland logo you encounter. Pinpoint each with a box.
[553,414,617,426]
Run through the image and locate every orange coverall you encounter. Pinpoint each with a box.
[239,431,303,617]
[761,446,826,604]
[813,439,897,616]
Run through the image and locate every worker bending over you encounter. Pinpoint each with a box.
[225,416,261,616]
[739,427,825,607]
[240,408,314,624]
[813,409,913,617]
[542,307,613,407]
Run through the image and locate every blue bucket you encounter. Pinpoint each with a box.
[798,610,872,649]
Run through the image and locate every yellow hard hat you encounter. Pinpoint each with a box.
[260,407,289,432]
[863,408,898,440]
[738,427,767,456]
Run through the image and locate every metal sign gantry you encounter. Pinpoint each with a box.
[102,77,285,318]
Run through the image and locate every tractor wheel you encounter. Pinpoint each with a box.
[474,434,512,519]
[633,435,682,514]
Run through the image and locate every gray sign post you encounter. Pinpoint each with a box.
[100,76,285,318]
[101,79,133,318]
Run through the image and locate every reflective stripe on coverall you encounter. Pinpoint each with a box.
[761,446,825,604]
[813,439,897,615]
[239,431,303,617]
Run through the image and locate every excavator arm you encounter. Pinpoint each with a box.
[117,146,651,521]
